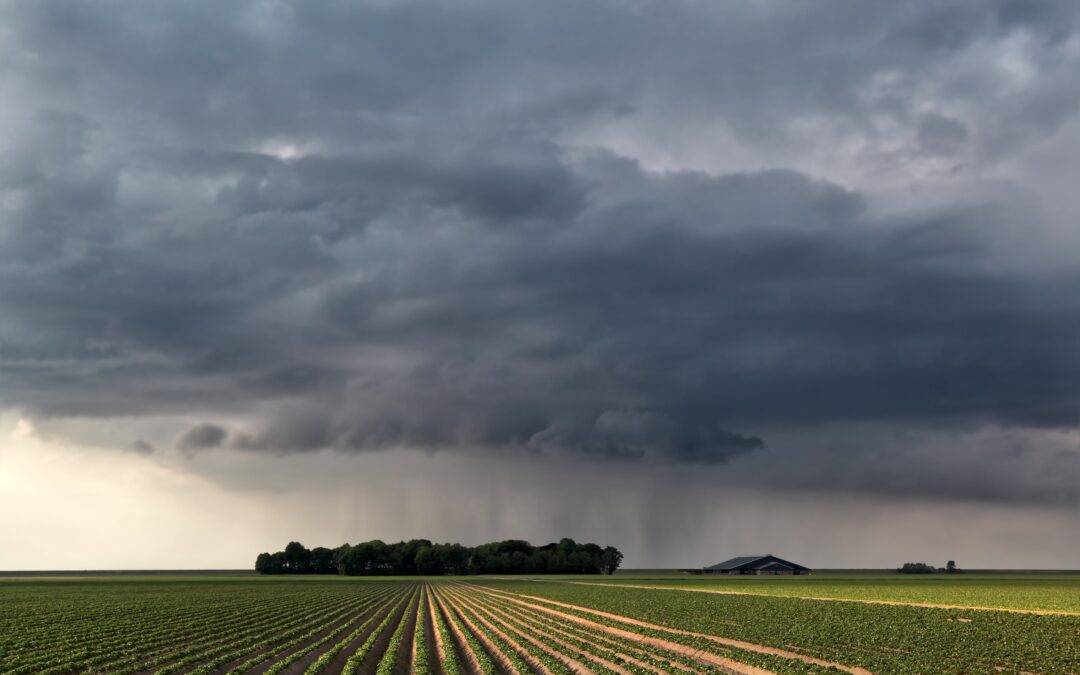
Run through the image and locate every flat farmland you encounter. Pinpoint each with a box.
[2,575,1078,674]
[546,572,1080,613]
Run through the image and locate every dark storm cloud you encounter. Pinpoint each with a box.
[177,424,228,452]
[2,1,1080,491]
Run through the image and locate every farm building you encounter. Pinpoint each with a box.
[705,554,811,575]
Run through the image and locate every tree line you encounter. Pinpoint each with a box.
[255,538,624,576]
[897,560,962,574]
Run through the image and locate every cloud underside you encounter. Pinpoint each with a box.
[1,1,1079,488]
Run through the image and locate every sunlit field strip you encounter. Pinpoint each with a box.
[412,585,431,675]
[430,584,496,674]
[438,583,544,669]
[428,582,464,675]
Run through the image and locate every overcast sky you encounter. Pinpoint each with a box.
[2,0,1079,570]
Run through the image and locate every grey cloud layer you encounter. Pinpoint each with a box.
[2,1,1080,492]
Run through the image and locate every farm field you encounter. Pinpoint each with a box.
[560,572,1080,613]
[1,575,1078,674]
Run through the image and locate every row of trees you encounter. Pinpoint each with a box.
[898,560,963,574]
[255,538,623,576]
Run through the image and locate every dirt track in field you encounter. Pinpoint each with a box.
[551,579,1080,616]
[466,583,873,675]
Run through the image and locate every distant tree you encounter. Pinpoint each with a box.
[254,552,274,575]
[946,560,962,574]
[332,544,352,574]
[600,546,624,575]
[441,544,470,575]
[415,545,440,575]
[283,541,311,573]
[309,547,337,575]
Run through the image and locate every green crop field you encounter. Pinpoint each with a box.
[1,574,1077,674]
[565,571,1080,613]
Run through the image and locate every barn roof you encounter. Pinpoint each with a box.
[707,555,768,570]
[705,554,810,571]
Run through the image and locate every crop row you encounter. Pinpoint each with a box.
[473,579,1080,674]
[3,579,853,674]
[0,579,423,675]
[11,576,1075,673]
[437,582,858,675]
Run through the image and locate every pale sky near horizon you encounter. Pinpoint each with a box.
[2,0,1079,569]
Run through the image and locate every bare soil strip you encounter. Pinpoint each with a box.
[424,587,446,675]
[436,587,520,675]
[425,583,447,669]
[430,587,491,674]
[280,592,407,675]
[469,584,872,675]
[445,585,578,675]
[555,580,1080,617]
[391,590,420,675]
[320,591,407,675]
[411,591,419,674]
[443,589,555,674]
[450,585,623,675]
[432,587,475,669]
[357,589,416,675]
[249,596,394,675]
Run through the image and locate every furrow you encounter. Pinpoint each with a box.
[377,586,420,675]
[412,586,433,675]
[429,586,499,674]
[428,584,464,675]
[14,594,327,675]
[303,588,409,675]
[440,586,556,675]
[462,585,775,675]
[475,593,678,674]
[470,584,880,674]
[259,587,409,675]
[477,590,704,674]
[211,589,396,675]
[449,584,624,675]
[339,586,414,675]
